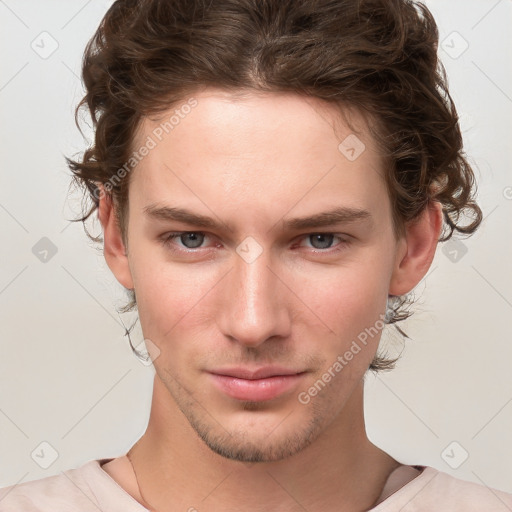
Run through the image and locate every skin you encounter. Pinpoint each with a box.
[99,88,443,512]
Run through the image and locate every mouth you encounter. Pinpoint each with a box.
[207,366,308,402]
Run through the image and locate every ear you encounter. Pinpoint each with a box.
[97,186,134,290]
[389,201,443,296]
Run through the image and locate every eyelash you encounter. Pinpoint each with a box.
[160,231,351,255]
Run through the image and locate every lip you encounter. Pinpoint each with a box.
[207,367,307,402]
[209,366,304,380]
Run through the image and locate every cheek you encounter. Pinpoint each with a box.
[129,252,223,342]
[300,260,389,335]
[293,258,391,382]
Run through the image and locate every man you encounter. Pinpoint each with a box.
[1,0,510,510]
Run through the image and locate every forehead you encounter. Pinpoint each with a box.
[128,89,388,231]
[135,88,373,156]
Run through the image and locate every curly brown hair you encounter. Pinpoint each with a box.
[66,0,482,372]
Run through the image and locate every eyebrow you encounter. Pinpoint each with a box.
[143,204,373,232]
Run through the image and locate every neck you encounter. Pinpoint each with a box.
[126,375,399,512]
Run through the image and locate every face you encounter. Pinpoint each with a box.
[108,89,414,463]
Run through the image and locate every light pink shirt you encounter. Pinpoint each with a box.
[1,458,511,511]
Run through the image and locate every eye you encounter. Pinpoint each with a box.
[306,234,335,250]
[162,231,208,249]
[159,231,350,255]
[298,233,350,251]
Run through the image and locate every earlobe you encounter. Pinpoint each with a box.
[388,201,443,297]
[97,186,134,290]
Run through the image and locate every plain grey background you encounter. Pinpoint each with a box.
[1,0,511,495]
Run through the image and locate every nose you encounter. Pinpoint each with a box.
[216,248,292,348]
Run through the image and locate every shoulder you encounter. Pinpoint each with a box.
[0,460,96,512]
[374,466,512,511]
[0,459,146,512]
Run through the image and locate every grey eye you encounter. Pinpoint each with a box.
[179,232,205,248]
[309,234,335,249]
